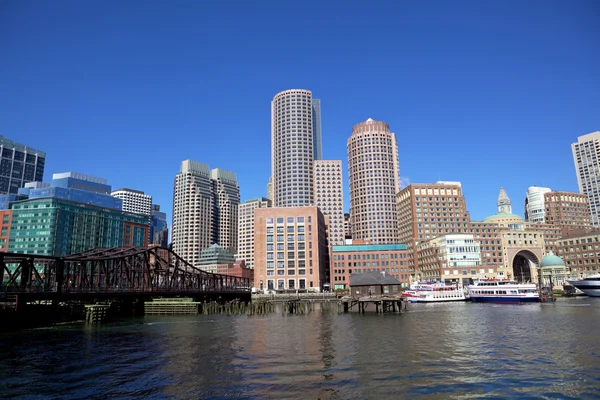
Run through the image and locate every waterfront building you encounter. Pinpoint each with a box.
[348,118,400,244]
[349,271,403,297]
[539,251,568,290]
[524,186,552,223]
[396,181,470,275]
[8,197,148,256]
[555,230,600,277]
[150,204,169,248]
[196,243,236,274]
[313,160,344,246]
[331,242,408,290]
[572,131,600,226]
[215,259,254,287]
[111,188,152,216]
[271,89,321,207]
[0,135,46,194]
[254,206,329,293]
[416,234,495,284]
[544,191,592,236]
[237,197,271,269]
[171,160,240,266]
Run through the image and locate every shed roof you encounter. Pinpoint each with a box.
[349,271,402,287]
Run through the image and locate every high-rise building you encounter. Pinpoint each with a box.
[196,243,236,274]
[211,168,240,254]
[348,118,400,244]
[572,131,600,226]
[313,160,344,246]
[0,136,46,195]
[343,213,351,240]
[524,186,552,223]
[544,191,592,236]
[150,204,169,248]
[111,188,152,216]
[254,207,329,293]
[396,181,470,275]
[237,197,271,268]
[171,160,239,266]
[271,89,320,207]
[312,99,323,160]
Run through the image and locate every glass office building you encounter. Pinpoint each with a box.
[0,136,46,194]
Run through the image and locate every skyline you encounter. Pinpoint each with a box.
[1,1,599,223]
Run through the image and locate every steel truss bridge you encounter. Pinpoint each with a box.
[1,247,250,303]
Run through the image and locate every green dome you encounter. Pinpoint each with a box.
[482,212,523,223]
[540,251,565,267]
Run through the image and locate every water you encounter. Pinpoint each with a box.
[2,299,600,399]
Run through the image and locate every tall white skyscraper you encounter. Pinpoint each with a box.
[271,89,321,207]
[171,160,239,265]
[348,118,400,244]
[572,131,600,226]
[313,160,344,246]
[237,197,271,268]
[524,186,552,223]
[111,188,152,216]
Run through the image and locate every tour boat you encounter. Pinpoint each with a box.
[401,281,468,303]
[467,279,539,303]
[566,274,600,297]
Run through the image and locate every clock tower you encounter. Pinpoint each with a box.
[497,187,512,214]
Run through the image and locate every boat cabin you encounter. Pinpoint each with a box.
[349,271,402,297]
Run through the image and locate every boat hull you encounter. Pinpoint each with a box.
[566,281,600,297]
[404,296,468,303]
[470,296,539,304]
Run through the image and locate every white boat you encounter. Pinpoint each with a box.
[401,281,468,303]
[567,274,600,297]
[467,279,539,303]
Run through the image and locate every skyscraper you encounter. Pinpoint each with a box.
[237,197,271,268]
[271,89,321,207]
[111,188,152,216]
[572,131,600,226]
[312,99,323,160]
[171,160,239,266]
[524,186,552,223]
[348,118,400,244]
[313,160,344,246]
[150,204,169,248]
[0,136,46,194]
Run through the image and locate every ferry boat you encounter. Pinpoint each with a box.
[401,281,468,303]
[467,279,539,303]
[566,274,600,297]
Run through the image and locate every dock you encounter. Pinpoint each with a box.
[144,298,200,315]
[341,295,409,313]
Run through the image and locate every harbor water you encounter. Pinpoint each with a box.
[1,298,600,399]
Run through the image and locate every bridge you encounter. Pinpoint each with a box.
[1,246,251,305]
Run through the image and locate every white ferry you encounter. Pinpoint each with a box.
[467,279,539,303]
[401,281,468,303]
[567,274,600,297]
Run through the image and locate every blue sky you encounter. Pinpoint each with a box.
[1,0,598,223]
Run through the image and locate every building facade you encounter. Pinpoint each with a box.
[171,160,240,266]
[196,243,236,274]
[396,181,470,275]
[254,207,329,293]
[331,243,408,290]
[150,204,169,248]
[0,210,12,251]
[572,131,600,227]
[313,160,344,246]
[8,197,148,256]
[237,197,272,268]
[524,186,552,223]
[348,118,400,244]
[271,89,321,207]
[556,231,600,277]
[111,188,152,216]
[0,136,46,195]
[215,259,254,287]
[544,191,592,236]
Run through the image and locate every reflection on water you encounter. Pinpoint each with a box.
[1,300,600,399]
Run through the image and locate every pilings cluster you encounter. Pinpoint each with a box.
[200,300,274,315]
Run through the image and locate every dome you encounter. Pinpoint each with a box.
[482,212,523,223]
[540,250,565,267]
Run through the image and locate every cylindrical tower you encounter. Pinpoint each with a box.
[347,118,400,244]
[271,89,314,207]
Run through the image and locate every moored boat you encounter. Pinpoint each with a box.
[467,279,539,303]
[566,274,600,297]
[401,281,468,303]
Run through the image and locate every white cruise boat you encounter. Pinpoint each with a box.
[467,279,539,303]
[567,274,600,297]
[401,281,468,303]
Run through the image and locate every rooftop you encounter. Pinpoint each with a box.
[350,271,402,287]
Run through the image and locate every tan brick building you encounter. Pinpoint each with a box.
[556,230,600,276]
[544,191,593,236]
[331,242,409,290]
[254,207,329,293]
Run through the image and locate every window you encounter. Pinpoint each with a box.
[267,235,273,243]
[298,234,305,241]
[277,252,284,259]
[288,234,294,242]
[277,235,284,242]
[278,280,284,289]
[297,217,304,223]
[287,226,294,233]
[287,217,294,223]
[287,243,294,250]
[277,261,284,268]
[266,218,274,224]
[267,261,274,269]
[267,244,274,251]
[288,279,295,289]
[288,251,295,259]
[277,217,284,224]
[267,227,274,234]
[298,226,305,233]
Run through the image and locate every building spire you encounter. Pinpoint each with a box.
[497,187,512,214]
